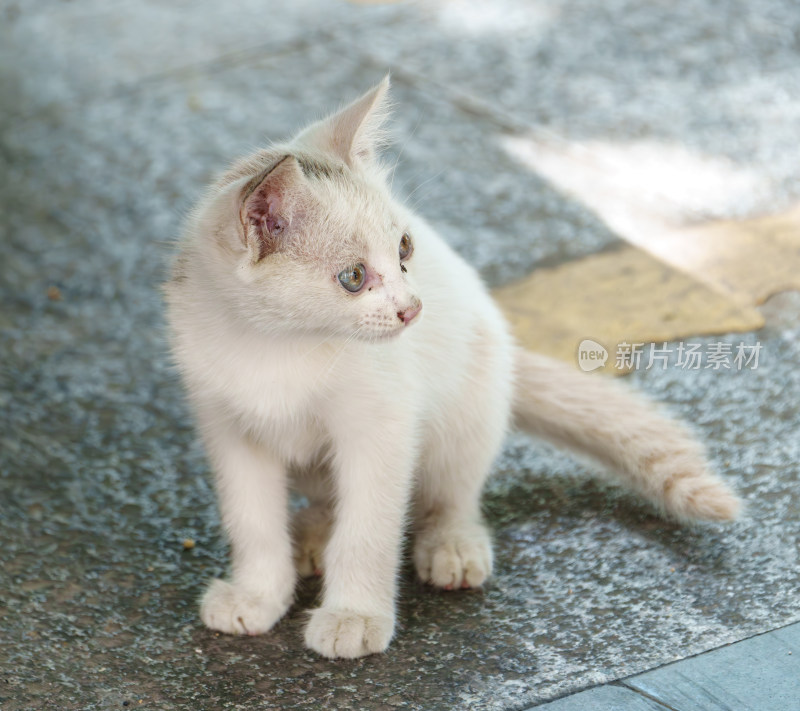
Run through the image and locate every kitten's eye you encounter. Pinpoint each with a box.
[337,264,366,293]
[399,233,413,261]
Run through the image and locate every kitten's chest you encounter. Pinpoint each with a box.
[216,342,335,460]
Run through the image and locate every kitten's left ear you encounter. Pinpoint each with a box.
[296,75,391,167]
[239,155,305,261]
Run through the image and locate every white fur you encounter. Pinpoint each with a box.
[164,78,740,659]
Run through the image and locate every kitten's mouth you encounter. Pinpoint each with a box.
[359,311,422,342]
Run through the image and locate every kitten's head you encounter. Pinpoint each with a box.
[202,77,423,343]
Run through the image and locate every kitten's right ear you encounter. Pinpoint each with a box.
[239,156,304,261]
[294,75,391,168]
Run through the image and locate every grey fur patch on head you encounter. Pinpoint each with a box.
[296,156,344,181]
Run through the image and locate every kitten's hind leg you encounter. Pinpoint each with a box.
[414,503,493,591]
[414,429,504,591]
[292,503,332,578]
[414,330,513,591]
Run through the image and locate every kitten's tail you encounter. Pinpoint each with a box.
[511,349,741,522]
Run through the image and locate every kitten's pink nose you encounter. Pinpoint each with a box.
[397,302,422,325]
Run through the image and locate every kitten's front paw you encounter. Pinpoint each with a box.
[414,519,493,590]
[200,578,291,636]
[304,607,394,659]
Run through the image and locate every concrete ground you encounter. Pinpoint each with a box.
[1,1,799,709]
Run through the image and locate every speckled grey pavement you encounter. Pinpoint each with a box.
[2,1,799,709]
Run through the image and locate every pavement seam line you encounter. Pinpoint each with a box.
[617,683,683,711]
[616,619,800,706]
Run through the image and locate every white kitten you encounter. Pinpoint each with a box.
[164,77,740,659]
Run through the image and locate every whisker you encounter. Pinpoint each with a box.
[402,169,446,210]
[389,112,424,193]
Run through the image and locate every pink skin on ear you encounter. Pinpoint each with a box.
[241,157,301,261]
[245,189,287,260]
[248,194,286,235]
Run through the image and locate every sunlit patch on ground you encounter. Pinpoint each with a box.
[498,135,800,371]
[493,245,763,374]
